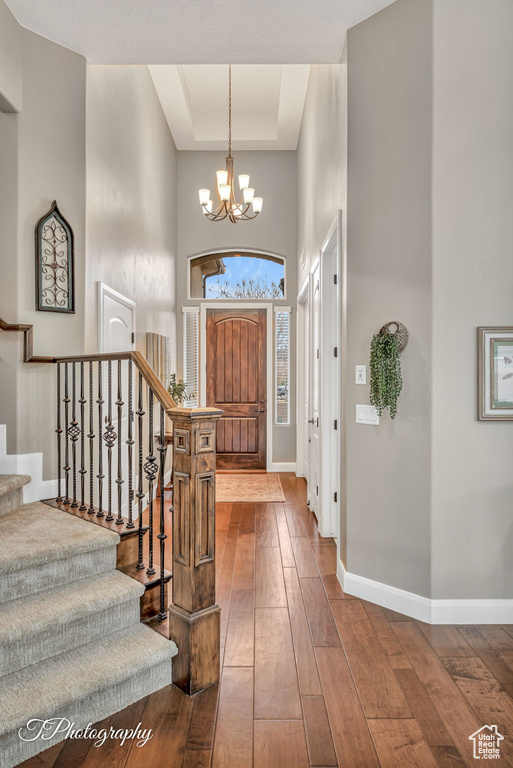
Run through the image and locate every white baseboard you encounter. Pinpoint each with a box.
[0,425,58,503]
[337,558,513,625]
[268,462,296,473]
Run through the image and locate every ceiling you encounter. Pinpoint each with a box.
[150,65,310,150]
[5,0,396,65]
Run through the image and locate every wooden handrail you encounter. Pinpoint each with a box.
[52,351,177,412]
[0,318,54,363]
[0,318,177,411]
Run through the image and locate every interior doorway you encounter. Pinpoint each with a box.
[296,213,343,539]
[206,308,267,470]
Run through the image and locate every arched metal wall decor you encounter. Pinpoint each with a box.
[35,200,75,313]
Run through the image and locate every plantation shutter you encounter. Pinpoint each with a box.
[275,307,291,425]
[183,307,199,408]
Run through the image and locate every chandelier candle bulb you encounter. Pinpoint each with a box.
[219,184,230,201]
[252,197,263,213]
[216,169,228,187]
[243,187,255,204]
[239,174,250,190]
[199,189,210,205]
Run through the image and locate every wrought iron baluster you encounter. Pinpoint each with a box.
[63,363,70,505]
[126,360,135,529]
[136,372,145,570]
[145,388,157,576]
[70,363,79,508]
[105,360,116,522]
[116,359,124,525]
[55,363,62,502]
[97,360,105,517]
[157,404,168,621]
[79,362,86,510]
[88,362,95,514]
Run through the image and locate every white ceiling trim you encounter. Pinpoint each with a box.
[149,65,310,151]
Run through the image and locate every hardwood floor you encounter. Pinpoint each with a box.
[20,474,513,768]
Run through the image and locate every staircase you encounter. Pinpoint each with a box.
[0,474,178,768]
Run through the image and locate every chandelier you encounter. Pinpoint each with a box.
[198,65,263,223]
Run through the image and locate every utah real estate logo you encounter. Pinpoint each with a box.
[469,725,504,759]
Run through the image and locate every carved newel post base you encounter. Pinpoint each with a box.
[168,407,223,695]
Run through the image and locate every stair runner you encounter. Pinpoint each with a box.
[0,475,177,768]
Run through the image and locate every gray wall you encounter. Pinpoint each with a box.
[296,60,347,554]
[0,15,86,465]
[297,62,347,277]
[85,66,178,361]
[0,9,179,479]
[431,0,513,599]
[0,0,22,112]
[344,0,513,601]
[176,150,297,463]
[346,0,433,597]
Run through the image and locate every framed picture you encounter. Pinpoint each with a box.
[477,326,513,420]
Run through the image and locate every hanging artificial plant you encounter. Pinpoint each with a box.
[369,330,403,419]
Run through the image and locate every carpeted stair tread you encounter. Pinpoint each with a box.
[0,570,144,646]
[0,502,119,574]
[0,623,178,739]
[0,474,31,499]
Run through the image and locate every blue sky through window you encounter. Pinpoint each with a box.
[205,255,284,298]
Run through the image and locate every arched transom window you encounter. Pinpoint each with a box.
[190,251,285,299]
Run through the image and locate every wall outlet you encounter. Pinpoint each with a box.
[356,404,380,425]
[355,365,367,384]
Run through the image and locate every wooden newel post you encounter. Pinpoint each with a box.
[168,406,223,695]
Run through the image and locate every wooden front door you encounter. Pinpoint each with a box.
[206,308,266,470]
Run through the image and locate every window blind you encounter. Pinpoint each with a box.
[183,307,199,408]
[275,308,291,425]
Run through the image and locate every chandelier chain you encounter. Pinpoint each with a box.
[228,64,232,156]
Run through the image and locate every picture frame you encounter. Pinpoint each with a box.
[35,200,75,313]
[477,326,513,420]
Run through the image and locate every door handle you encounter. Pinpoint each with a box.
[256,407,265,412]
[307,418,314,424]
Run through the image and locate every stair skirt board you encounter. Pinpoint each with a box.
[2,657,172,768]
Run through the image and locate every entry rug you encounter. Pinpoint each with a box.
[216,473,285,503]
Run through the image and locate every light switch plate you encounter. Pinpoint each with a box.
[356,404,380,425]
[355,365,367,384]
